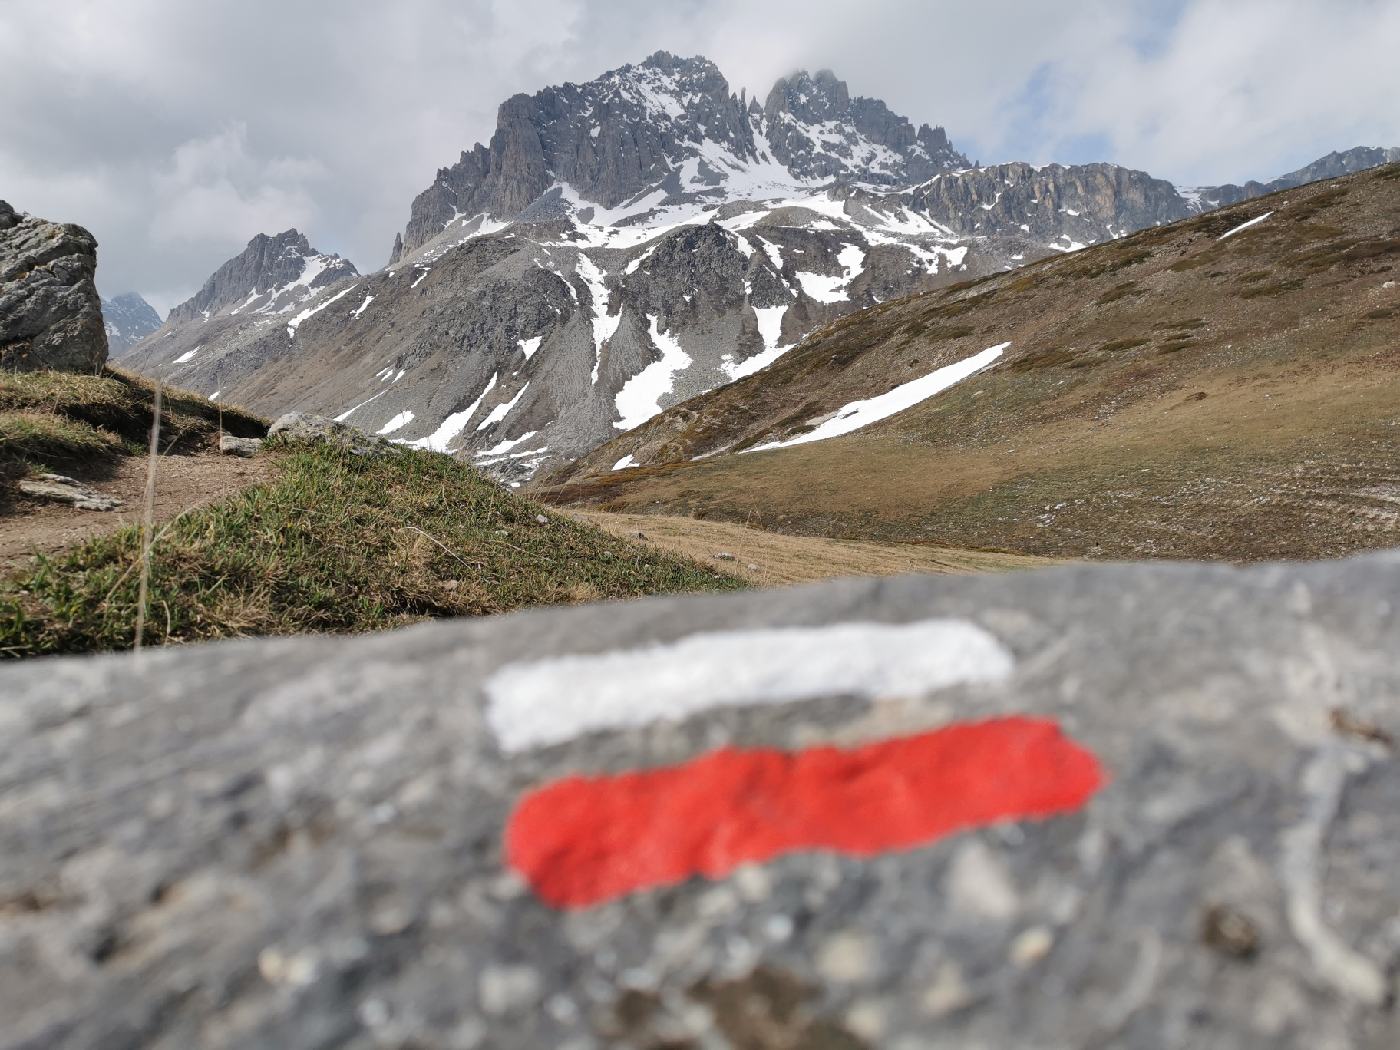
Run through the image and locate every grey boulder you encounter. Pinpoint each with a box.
[1,553,1399,1048]
[218,434,263,458]
[267,413,400,456]
[0,200,108,373]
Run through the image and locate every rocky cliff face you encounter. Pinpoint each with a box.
[167,230,358,325]
[0,200,108,372]
[122,52,1400,482]
[100,292,161,356]
[395,52,761,263]
[907,161,1189,248]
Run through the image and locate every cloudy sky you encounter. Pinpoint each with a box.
[3,0,1397,313]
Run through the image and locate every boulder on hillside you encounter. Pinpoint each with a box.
[1,553,1398,1047]
[0,200,108,372]
[268,412,401,456]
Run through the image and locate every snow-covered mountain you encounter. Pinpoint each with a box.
[100,292,161,356]
[123,52,1400,483]
[166,229,358,327]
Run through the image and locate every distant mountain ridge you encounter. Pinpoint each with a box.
[1185,146,1400,210]
[100,292,161,357]
[123,51,1399,482]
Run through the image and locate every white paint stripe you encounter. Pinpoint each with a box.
[484,619,1014,752]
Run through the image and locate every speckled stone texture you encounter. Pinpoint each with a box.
[2,553,1398,1048]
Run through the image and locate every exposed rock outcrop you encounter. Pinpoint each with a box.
[0,200,108,372]
[268,412,401,456]
[397,52,763,258]
[16,473,121,510]
[2,552,1398,1047]
[906,161,1189,246]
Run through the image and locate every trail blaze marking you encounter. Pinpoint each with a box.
[505,716,1105,908]
[484,618,1015,753]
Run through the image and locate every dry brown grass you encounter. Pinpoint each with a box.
[569,509,1057,585]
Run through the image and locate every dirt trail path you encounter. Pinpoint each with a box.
[0,453,274,570]
[570,509,1059,585]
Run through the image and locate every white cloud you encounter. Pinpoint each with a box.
[0,0,1394,309]
[149,125,324,246]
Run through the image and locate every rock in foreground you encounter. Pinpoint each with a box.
[15,473,121,511]
[0,200,108,373]
[268,412,399,456]
[1,554,1398,1048]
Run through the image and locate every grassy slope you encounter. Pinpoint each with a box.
[541,165,1400,561]
[0,374,741,658]
[0,367,264,487]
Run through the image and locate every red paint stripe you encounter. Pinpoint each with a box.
[506,716,1105,908]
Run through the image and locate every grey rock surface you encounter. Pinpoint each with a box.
[166,229,358,326]
[395,52,767,260]
[762,68,965,185]
[0,201,108,373]
[16,473,120,510]
[268,412,400,456]
[2,553,1399,1048]
[905,160,1190,246]
[218,434,263,457]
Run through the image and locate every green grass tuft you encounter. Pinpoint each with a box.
[0,444,744,658]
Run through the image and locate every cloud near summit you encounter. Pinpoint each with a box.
[2,0,1396,311]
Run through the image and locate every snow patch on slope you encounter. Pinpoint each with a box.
[405,373,498,452]
[614,315,692,430]
[1219,211,1273,240]
[575,254,622,382]
[748,343,1009,452]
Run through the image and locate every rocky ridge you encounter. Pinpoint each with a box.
[0,200,108,373]
[1186,145,1400,210]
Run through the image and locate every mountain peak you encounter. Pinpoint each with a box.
[393,53,968,260]
[765,68,852,123]
[761,68,967,185]
[639,50,718,74]
[101,292,162,357]
[168,231,357,325]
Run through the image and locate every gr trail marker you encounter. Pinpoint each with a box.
[488,619,1104,909]
[505,716,1105,909]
